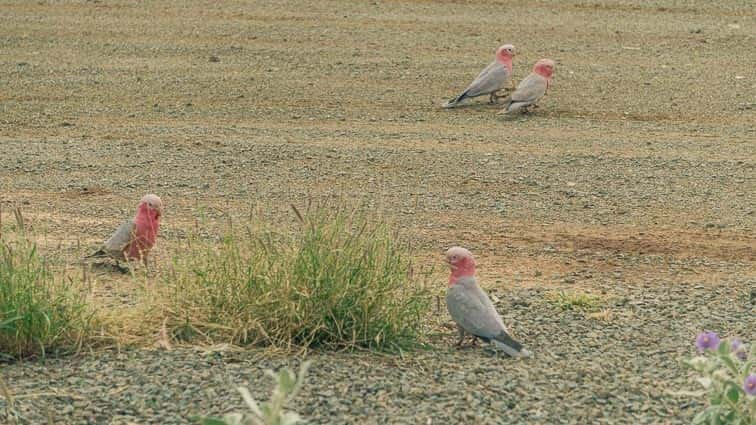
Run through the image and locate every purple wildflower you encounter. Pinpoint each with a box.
[744,375,756,396]
[730,338,747,361]
[695,331,720,352]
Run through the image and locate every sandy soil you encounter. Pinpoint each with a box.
[1,0,754,423]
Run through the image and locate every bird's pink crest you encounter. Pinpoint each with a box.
[127,194,163,260]
[495,44,515,73]
[533,59,555,79]
[445,246,476,286]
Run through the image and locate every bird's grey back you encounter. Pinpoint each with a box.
[102,219,135,259]
[463,60,510,98]
[510,73,547,104]
[446,276,506,339]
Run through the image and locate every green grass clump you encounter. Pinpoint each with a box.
[0,209,92,359]
[546,290,603,312]
[152,206,430,351]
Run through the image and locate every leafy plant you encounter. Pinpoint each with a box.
[685,332,755,425]
[195,361,310,425]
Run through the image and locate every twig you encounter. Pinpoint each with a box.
[0,374,18,424]
[291,204,304,224]
[13,206,24,233]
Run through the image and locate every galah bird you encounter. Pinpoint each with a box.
[442,44,516,108]
[445,246,531,357]
[499,58,555,114]
[88,194,163,268]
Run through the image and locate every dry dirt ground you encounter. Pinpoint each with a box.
[1,0,755,424]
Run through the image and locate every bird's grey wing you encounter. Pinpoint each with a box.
[102,220,135,257]
[463,60,510,98]
[509,73,547,104]
[446,283,505,339]
[474,286,507,329]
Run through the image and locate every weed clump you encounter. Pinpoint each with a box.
[152,206,430,351]
[0,209,92,360]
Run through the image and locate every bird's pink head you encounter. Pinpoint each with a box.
[128,194,163,260]
[495,44,515,70]
[445,246,476,286]
[533,59,555,79]
[136,194,163,222]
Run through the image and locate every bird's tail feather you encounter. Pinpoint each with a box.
[492,331,531,357]
[442,92,468,108]
[85,249,107,259]
[497,98,514,114]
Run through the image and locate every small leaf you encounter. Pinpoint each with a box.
[708,408,719,425]
[741,360,753,377]
[237,387,263,418]
[0,315,22,330]
[280,411,302,425]
[709,392,721,406]
[698,377,713,389]
[724,381,743,402]
[260,404,273,418]
[279,369,296,393]
[221,413,244,425]
[721,355,739,374]
[692,409,710,425]
[686,356,709,371]
[717,341,730,356]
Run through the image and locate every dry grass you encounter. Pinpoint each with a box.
[0,209,94,360]
[128,206,431,352]
[585,309,614,322]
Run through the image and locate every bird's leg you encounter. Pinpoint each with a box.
[489,90,508,104]
[143,258,150,275]
[114,261,130,274]
[509,79,517,90]
[455,325,466,347]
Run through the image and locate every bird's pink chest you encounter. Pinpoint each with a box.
[126,219,159,260]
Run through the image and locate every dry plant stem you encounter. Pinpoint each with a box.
[0,374,18,424]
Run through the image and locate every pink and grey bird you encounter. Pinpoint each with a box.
[88,194,163,267]
[499,58,555,114]
[445,247,531,357]
[442,44,515,108]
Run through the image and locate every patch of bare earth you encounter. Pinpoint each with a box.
[1,0,754,423]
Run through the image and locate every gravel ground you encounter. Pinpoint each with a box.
[3,281,753,425]
[1,0,755,424]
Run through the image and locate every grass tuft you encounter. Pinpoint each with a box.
[0,208,93,360]
[546,290,603,312]
[148,206,430,351]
